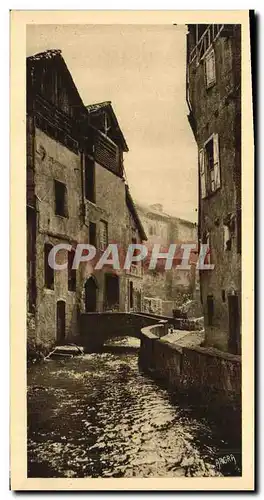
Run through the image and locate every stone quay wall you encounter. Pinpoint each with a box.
[139,323,241,438]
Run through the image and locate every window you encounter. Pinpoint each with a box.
[129,281,134,309]
[228,293,240,354]
[199,149,206,199]
[224,225,232,251]
[55,180,68,217]
[205,139,215,192]
[44,243,54,289]
[199,134,220,198]
[94,133,121,176]
[130,237,141,275]
[104,274,119,311]
[207,295,214,326]
[223,213,235,251]
[68,249,76,292]
[201,231,211,265]
[99,220,108,251]
[89,222,97,247]
[205,49,216,88]
[85,156,95,203]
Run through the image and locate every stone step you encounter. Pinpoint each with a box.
[45,344,84,359]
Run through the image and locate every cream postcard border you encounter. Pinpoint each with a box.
[10,10,254,491]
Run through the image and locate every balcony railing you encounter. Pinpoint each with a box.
[189,24,225,65]
[94,130,122,176]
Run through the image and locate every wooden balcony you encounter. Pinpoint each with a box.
[188,24,227,66]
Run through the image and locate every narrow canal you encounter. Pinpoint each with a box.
[27,337,241,478]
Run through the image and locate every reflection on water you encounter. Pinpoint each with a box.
[27,337,241,478]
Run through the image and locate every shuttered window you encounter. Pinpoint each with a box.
[213,133,221,190]
[205,49,216,88]
[99,220,108,251]
[200,133,221,198]
[95,132,121,176]
[199,148,206,199]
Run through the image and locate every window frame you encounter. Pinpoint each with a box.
[54,179,68,218]
[199,133,221,199]
[204,48,216,89]
[68,249,76,292]
[99,220,108,252]
[89,221,97,248]
[207,294,214,326]
[84,155,96,204]
[44,242,54,290]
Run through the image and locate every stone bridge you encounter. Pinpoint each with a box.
[79,312,169,351]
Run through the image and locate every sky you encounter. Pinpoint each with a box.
[27,24,197,222]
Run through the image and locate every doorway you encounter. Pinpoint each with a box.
[56,300,66,343]
[104,274,119,311]
[85,276,97,312]
[228,293,240,354]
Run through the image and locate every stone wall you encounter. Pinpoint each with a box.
[187,27,241,353]
[34,127,90,345]
[136,204,198,305]
[29,126,144,347]
[139,324,241,437]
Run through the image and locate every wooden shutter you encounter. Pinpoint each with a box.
[213,133,221,190]
[205,50,216,87]
[99,221,108,251]
[199,148,206,199]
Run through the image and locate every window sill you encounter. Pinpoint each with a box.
[206,81,216,91]
[202,186,221,200]
[55,214,69,220]
[44,287,54,293]
[85,199,97,208]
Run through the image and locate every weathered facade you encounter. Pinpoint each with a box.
[27,50,146,348]
[136,203,197,313]
[186,25,241,353]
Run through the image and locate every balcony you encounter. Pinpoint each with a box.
[94,130,123,177]
[188,24,227,66]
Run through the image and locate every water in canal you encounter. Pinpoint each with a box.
[27,337,241,478]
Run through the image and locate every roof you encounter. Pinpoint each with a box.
[27,49,85,110]
[27,49,62,62]
[125,186,147,241]
[86,101,111,113]
[85,101,129,152]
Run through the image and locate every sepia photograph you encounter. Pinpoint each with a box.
[10,10,254,491]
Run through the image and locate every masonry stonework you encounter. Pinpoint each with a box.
[26,49,146,349]
[186,25,241,353]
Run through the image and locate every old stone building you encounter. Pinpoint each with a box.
[186,25,241,353]
[27,49,145,348]
[125,186,147,313]
[136,203,197,315]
